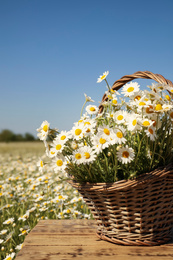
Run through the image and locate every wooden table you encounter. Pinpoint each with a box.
[15,219,173,260]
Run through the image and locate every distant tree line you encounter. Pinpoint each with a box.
[0,129,37,142]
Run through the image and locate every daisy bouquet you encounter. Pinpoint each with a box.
[37,71,173,184]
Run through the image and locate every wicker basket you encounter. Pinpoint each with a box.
[69,71,173,246]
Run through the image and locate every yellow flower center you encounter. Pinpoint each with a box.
[75,153,82,160]
[56,160,63,166]
[75,129,82,136]
[112,99,117,105]
[43,125,48,132]
[122,151,129,158]
[139,102,146,106]
[104,128,110,135]
[165,95,171,101]
[40,160,43,167]
[116,132,123,138]
[56,144,62,150]
[84,122,91,126]
[132,119,137,126]
[127,87,134,92]
[89,107,96,112]
[84,152,90,159]
[86,128,91,133]
[101,75,106,80]
[117,115,123,121]
[6,257,12,260]
[51,151,55,155]
[142,121,150,127]
[58,195,63,199]
[148,128,153,134]
[155,104,163,111]
[99,138,106,144]
[67,209,71,214]
[170,89,173,93]
[60,135,66,140]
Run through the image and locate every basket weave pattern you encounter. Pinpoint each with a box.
[70,164,173,246]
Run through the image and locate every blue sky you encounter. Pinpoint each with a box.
[0,0,173,137]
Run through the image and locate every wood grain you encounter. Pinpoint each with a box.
[15,219,173,260]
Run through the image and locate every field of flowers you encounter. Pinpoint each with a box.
[0,142,91,260]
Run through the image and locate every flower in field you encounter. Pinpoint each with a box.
[117,146,135,164]
[18,229,30,236]
[97,124,113,138]
[37,120,50,141]
[154,103,163,112]
[84,93,94,103]
[0,229,7,235]
[3,218,14,225]
[15,243,23,251]
[97,71,109,83]
[113,111,127,124]
[3,252,15,260]
[121,82,140,97]
[72,148,84,164]
[145,126,157,141]
[86,105,99,115]
[81,146,96,164]
[0,239,4,244]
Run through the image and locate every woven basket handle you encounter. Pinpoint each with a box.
[99,71,173,112]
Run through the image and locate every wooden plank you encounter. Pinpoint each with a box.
[15,220,173,260]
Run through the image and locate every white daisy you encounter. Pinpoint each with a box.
[117,146,135,164]
[121,82,140,97]
[57,130,72,143]
[51,139,65,154]
[71,123,85,140]
[84,93,94,102]
[4,252,15,260]
[125,113,141,131]
[97,124,113,138]
[112,126,127,144]
[140,118,154,128]
[37,120,50,141]
[53,155,67,173]
[81,146,96,164]
[97,71,109,83]
[145,126,157,141]
[86,105,99,115]
[72,148,84,164]
[37,158,44,173]
[113,110,128,124]
[3,218,14,225]
[92,133,110,154]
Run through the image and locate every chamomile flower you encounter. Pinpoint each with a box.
[71,124,85,140]
[81,146,96,164]
[92,134,110,154]
[112,126,127,144]
[57,130,72,143]
[0,229,7,235]
[117,146,135,164]
[125,113,141,131]
[145,126,157,141]
[3,218,14,225]
[37,120,50,141]
[72,148,84,165]
[37,159,44,173]
[86,105,99,115]
[121,82,140,97]
[51,139,65,154]
[113,111,127,124]
[97,124,113,138]
[154,103,164,112]
[97,71,109,83]
[84,93,95,102]
[53,155,67,173]
[140,118,154,128]
[3,252,15,260]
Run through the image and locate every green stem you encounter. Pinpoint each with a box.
[80,101,87,118]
